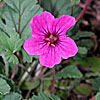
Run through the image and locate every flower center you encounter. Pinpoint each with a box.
[45,34,58,47]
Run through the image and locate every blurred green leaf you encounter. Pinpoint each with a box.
[22,80,39,90]
[85,72,100,78]
[87,58,100,72]
[73,31,93,40]
[77,39,94,50]
[90,77,100,91]
[0,78,10,95]
[71,57,100,72]
[74,84,91,95]
[2,93,22,100]
[56,65,83,79]
[78,47,88,54]
[96,92,100,100]
[0,94,4,100]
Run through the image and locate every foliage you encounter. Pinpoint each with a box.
[0,0,99,99]
[56,65,83,79]
[0,78,10,95]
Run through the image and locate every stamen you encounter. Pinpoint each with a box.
[51,44,55,47]
[50,34,53,38]
[54,37,58,41]
[47,42,50,46]
[45,38,50,41]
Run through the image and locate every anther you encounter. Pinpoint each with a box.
[50,34,53,38]
[47,42,50,46]
[54,37,58,41]
[45,38,50,41]
[51,44,55,47]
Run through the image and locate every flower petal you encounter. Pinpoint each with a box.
[52,15,75,36]
[23,37,48,55]
[57,36,78,59]
[39,47,61,68]
[30,11,54,37]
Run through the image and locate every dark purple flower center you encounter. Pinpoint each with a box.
[45,34,58,47]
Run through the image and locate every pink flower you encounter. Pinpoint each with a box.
[23,11,78,68]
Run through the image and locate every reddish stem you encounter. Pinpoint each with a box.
[76,0,91,22]
[50,69,55,94]
[11,64,17,80]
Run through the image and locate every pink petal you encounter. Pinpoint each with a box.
[52,15,75,36]
[57,36,78,59]
[23,37,48,55]
[30,11,54,37]
[39,47,61,68]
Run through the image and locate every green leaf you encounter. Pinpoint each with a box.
[30,93,61,100]
[62,65,83,78]
[56,65,83,79]
[0,31,10,51]
[71,0,80,5]
[0,2,5,18]
[0,31,22,64]
[48,94,61,100]
[0,31,23,52]
[2,93,22,100]
[22,49,39,63]
[0,74,21,94]
[8,32,24,53]
[96,92,100,100]
[0,78,10,95]
[22,49,33,63]
[5,51,19,64]
[29,93,49,100]
[0,0,43,39]
[41,0,80,17]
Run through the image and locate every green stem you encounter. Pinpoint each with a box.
[19,60,37,86]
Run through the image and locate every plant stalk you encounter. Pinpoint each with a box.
[11,64,17,80]
[50,69,55,94]
[76,0,91,22]
[19,60,37,86]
